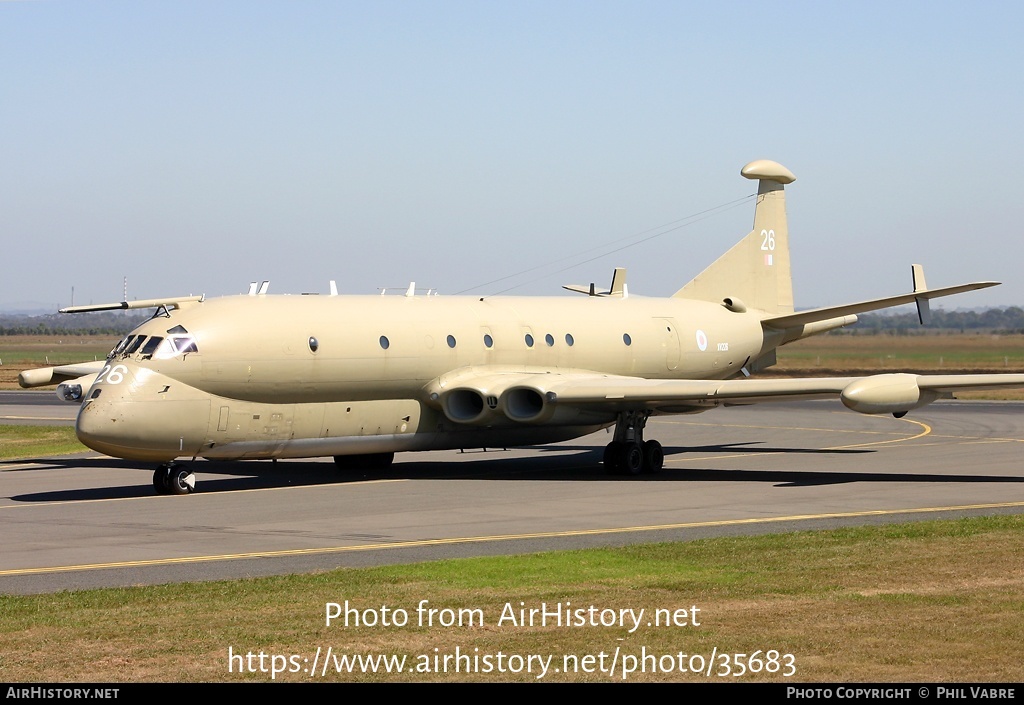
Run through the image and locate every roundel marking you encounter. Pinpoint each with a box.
[695,329,708,352]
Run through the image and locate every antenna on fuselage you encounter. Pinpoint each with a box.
[329,280,338,296]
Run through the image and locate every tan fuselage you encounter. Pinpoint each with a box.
[75,294,772,462]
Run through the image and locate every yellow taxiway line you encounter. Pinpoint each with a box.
[3,500,1023,577]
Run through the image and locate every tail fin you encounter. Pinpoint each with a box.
[673,159,796,314]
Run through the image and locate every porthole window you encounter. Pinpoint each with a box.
[446,334,457,348]
[379,335,390,350]
[308,336,319,353]
[565,333,574,346]
[623,333,632,346]
[545,333,554,347]
[484,334,493,348]
[525,333,534,348]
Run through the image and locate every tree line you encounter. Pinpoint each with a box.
[0,311,149,336]
[845,307,1024,334]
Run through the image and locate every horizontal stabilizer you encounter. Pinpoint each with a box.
[761,281,998,330]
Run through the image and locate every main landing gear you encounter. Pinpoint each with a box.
[154,463,196,495]
[604,410,663,476]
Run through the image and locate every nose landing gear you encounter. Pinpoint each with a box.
[154,463,195,495]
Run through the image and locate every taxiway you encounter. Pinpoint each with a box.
[1,399,1022,593]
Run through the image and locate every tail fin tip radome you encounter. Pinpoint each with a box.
[673,159,795,314]
[740,159,796,186]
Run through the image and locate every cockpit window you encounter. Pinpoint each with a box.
[153,334,200,359]
[171,336,198,354]
[167,325,188,335]
[140,336,164,358]
[109,335,133,358]
[124,336,147,354]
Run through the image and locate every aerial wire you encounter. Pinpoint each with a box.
[454,193,755,297]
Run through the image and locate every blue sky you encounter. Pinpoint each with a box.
[2,1,1022,311]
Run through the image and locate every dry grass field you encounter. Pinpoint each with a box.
[1,516,1021,682]
[772,333,1024,399]
[0,335,117,389]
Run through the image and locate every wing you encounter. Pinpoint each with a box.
[543,372,1024,417]
[18,360,106,389]
[426,368,1024,424]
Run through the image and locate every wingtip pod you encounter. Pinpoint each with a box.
[840,374,936,415]
[741,160,796,185]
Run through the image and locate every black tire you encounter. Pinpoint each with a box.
[167,465,195,495]
[603,442,623,475]
[642,440,664,474]
[153,465,172,495]
[622,443,644,475]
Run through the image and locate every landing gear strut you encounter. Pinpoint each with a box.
[604,411,663,476]
[153,463,196,495]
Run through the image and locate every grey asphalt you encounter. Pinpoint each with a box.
[0,390,78,425]
[1,398,1022,593]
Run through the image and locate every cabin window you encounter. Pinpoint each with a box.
[524,333,534,348]
[483,334,493,348]
[379,335,390,350]
[565,333,574,346]
[308,336,319,353]
[545,334,554,347]
[446,335,457,348]
[623,333,632,346]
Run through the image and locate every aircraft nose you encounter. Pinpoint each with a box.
[75,368,212,462]
[75,395,126,458]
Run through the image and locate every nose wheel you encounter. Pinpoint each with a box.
[154,463,196,495]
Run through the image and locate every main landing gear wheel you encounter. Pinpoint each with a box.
[642,440,664,474]
[603,411,663,476]
[153,463,196,495]
[603,441,644,475]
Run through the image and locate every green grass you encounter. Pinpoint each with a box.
[775,333,1024,370]
[1,516,1021,682]
[0,425,86,460]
